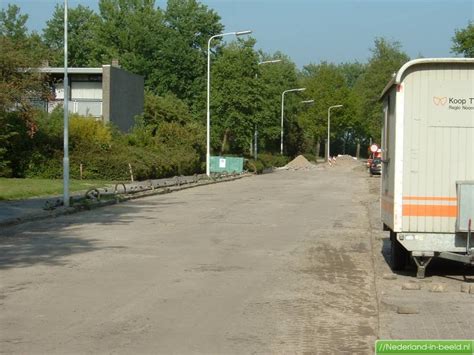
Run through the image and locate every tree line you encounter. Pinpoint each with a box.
[1,0,472,179]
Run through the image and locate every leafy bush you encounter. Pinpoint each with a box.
[245,153,290,174]
[302,153,317,163]
[69,116,112,148]
[259,153,289,168]
[21,107,206,180]
[4,88,209,180]
[0,111,38,177]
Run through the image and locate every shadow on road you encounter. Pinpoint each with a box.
[380,237,474,281]
[0,197,185,269]
[0,235,118,270]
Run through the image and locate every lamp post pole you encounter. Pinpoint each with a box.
[281,88,306,155]
[327,104,343,161]
[206,30,252,177]
[63,0,69,207]
[254,59,282,160]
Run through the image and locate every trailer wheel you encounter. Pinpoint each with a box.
[390,233,409,271]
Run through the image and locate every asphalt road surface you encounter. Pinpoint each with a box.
[1,159,472,354]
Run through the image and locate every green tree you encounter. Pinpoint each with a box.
[159,0,224,108]
[1,4,48,56]
[338,61,366,88]
[142,92,194,127]
[39,0,224,115]
[0,36,50,176]
[451,21,474,57]
[93,0,166,74]
[42,4,101,66]
[1,4,51,176]
[254,51,299,155]
[353,38,409,142]
[211,39,259,154]
[0,4,28,40]
[0,4,51,122]
[298,62,350,156]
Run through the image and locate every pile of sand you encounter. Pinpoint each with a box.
[328,154,361,168]
[285,155,316,170]
[335,154,357,162]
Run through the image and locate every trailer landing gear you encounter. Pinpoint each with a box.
[412,256,433,279]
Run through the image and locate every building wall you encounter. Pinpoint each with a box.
[49,73,102,117]
[102,65,144,132]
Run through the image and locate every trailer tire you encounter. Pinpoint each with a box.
[390,234,408,271]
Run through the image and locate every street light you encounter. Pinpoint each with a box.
[281,88,306,155]
[301,99,314,104]
[206,30,252,177]
[258,59,282,66]
[63,0,69,207]
[327,104,343,161]
[253,59,282,160]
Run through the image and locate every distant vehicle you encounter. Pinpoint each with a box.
[369,158,381,176]
[366,144,381,168]
[380,58,474,278]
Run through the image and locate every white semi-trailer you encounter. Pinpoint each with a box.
[380,58,474,278]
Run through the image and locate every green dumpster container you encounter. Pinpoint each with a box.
[210,156,244,174]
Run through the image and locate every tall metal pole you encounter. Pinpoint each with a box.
[206,30,252,177]
[280,92,285,155]
[327,107,330,161]
[280,88,305,155]
[206,36,212,177]
[63,0,69,207]
[254,125,258,160]
[327,104,343,161]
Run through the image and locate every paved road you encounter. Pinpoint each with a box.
[1,159,472,354]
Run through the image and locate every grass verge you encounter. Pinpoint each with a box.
[0,178,115,201]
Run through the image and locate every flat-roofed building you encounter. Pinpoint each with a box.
[39,63,144,132]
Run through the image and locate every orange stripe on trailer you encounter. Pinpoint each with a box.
[381,199,393,212]
[403,196,457,201]
[402,204,457,217]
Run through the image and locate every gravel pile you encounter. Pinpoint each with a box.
[285,155,316,170]
[335,154,358,163]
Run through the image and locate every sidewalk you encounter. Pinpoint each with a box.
[0,174,248,228]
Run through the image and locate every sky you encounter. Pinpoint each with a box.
[2,0,473,68]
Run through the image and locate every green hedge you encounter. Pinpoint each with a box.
[2,108,205,180]
[245,153,290,174]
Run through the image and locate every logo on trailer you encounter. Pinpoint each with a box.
[432,96,447,106]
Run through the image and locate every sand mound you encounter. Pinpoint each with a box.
[331,154,359,165]
[285,155,316,170]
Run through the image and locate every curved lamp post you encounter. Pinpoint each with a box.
[206,30,252,177]
[327,104,343,161]
[280,88,306,155]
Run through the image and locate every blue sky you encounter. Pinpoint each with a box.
[3,0,473,68]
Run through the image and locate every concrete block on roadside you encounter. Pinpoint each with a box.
[383,273,397,280]
[397,306,419,314]
[470,285,474,294]
[402,282,421,290]
[460,284,470,293]
[429,284,446,293]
